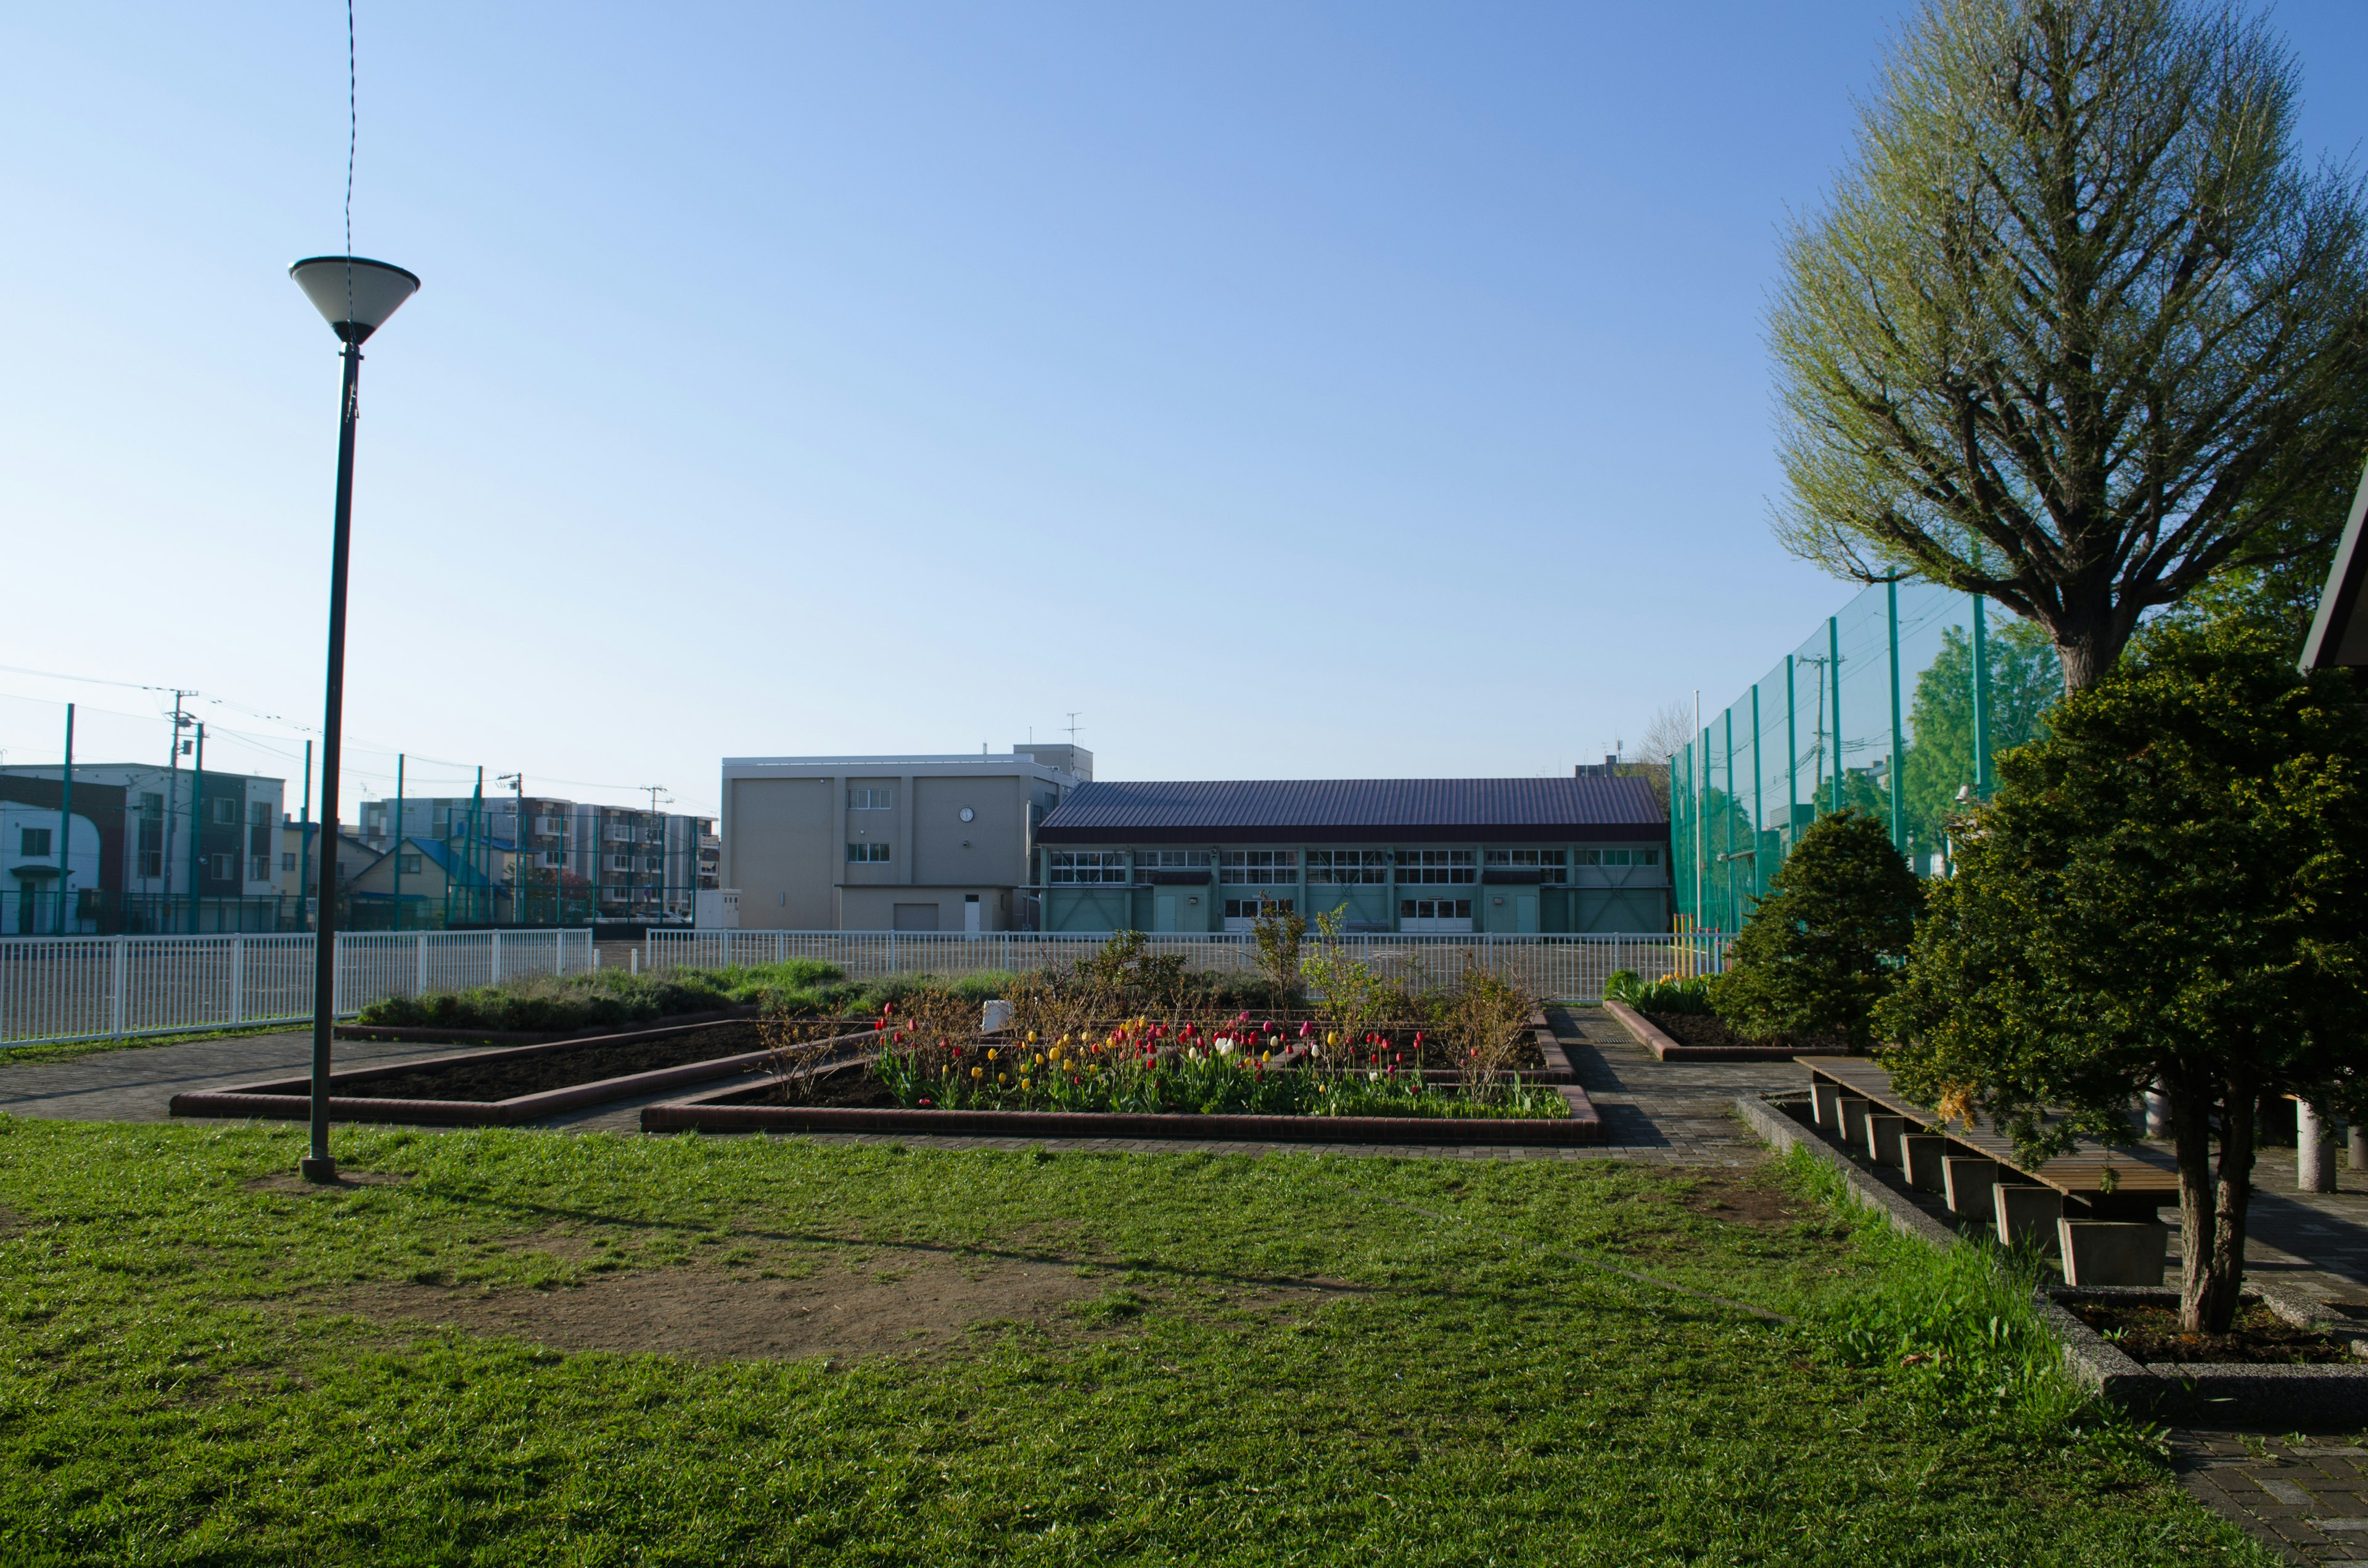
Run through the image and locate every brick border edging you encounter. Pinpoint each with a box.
[1737,1092,2368,1426]
[646,1067,1604,1145]
[168,1021,879,1128]
[1603,999,1851,1062]
[333,1004,763,1045]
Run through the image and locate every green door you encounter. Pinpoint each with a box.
[1154,895,1177,932]
[1516,893,1538,934]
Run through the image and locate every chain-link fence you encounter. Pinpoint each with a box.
[1673,580,2061,934]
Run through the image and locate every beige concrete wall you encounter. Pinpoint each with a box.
[911,775,1022,887]
[728,777,834,929]
[839,885,1010,932]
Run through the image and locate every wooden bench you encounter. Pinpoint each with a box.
[1800,1058,2177,1284]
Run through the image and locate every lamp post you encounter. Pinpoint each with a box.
[290,254,420,1184]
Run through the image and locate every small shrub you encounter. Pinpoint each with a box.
[1624,975,1716,1015]
[1715,810,1922,1051]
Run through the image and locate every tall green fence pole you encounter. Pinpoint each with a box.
[1784,655,1797,869]
[298,741,313,934]
[1971,591,1993,798]
[1749,685,1764,901]
[1828,617,1843,815]
[1886,580,1904,851]
[1722,708,1737,931]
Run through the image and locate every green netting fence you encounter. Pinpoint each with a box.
[1672,578,2062,935]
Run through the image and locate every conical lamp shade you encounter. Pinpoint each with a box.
[289,256,421,343]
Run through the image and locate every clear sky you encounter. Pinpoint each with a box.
[5,2,2367,821]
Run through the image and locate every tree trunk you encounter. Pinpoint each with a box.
[2052,621,2128,693]
[2175,1075,2256,1335]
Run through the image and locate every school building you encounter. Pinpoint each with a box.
[1033,776,1669,935]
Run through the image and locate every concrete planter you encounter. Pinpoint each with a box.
[169,1019,878,1128]
[1600,998,1852,1062]
[334,1004,763,1045]
[644,1072,1603,1145]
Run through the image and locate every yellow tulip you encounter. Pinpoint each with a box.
[971,1067,982,1078]
[1028,1031,1038,1043]
[998,1073,1008,1085]
[987,1048,998,1061]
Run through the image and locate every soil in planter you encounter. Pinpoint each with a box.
[339,1023,786,1102]
[1642,1011,1852,1053]
[714,1064,903,1110]
[2066,1298,2357,1365]
[1219,1030,1544,1072]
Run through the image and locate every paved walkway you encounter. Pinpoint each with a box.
[0,1030,488,1122]
[2173,1434,2368,1567]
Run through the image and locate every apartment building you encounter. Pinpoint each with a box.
[0,763,285,930]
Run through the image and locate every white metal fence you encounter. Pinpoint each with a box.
[642,930,1730,1004]
[0,930,593,1049]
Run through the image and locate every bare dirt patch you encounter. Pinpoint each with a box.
[245,1170,415,1195]
[339,1247,1106,1364]
[1669,1172,1800,1230]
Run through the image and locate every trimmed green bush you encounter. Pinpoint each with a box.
[1714,810,1922,1051]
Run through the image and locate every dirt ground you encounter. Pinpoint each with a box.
[1666,1170,1807,1230]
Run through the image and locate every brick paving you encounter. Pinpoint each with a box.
[2173,1434,2368,1566]
[0,1030,487,1122]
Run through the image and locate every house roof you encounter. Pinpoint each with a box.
[1036,777,1667,845]
[2303,457,2368,670]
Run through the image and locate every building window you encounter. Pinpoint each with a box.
[847,842,892,863]
[1306,850,1388,885]
[1399,898,1473,933]
[1394,850,1475,884]
[644,856,665,872]
[1136,850,1209,872]
[282,852,297,872]
[1222,897,1294,918]
[400,853,423,874]
[1574,848,1661,867]
[1046,850,1123,884]
[19,828,51,857]
[541,851,566,869]
[1220,850,1299,885]
[251,855,272,880]
[249,802,270,826]
[208,853,235,880]
[210,798,236,825]
[1484,848,1568,877]
[849,787,895,811]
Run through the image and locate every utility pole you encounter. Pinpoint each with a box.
[160,690,194,924]
[391,754,406,930]
[498,773,524,925]
[56,704,74,935]
[189,723,207,934]
[298,741,314,932]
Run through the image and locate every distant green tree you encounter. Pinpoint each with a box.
[1899,616,2062,853]
[1880,623,2368,1334]
[1715,811,1925,1051]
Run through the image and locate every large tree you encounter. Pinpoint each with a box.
[1770,0,2368,690]
[1879,623,2368,1333]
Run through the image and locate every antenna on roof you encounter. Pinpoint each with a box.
[1065,712,1083,744]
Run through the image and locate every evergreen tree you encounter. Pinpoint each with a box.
[1880,623,2368,1333]
[1715,811,1924,1051]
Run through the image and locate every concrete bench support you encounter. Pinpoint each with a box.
[1902,1134,1948,1194]
[1838,1096,1870,1150]
[1942,1155,1998,1219]
[1995,1184,2065,1254]
[2057,1220,2168,1287]
[1811,1081,1843,1130]
[1867,1114,1910,1168]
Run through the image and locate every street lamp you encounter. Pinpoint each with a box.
[290,255,420,1184]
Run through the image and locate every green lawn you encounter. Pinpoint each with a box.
[0,1116,2275,1567]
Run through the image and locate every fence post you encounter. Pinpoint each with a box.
[110,935,126,1038]
[331,932,343,1019]
[231,935,245,1027]
[416,933,428,996]
[492,929,503,985]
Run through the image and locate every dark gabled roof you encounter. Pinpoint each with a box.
[2304,457,2368,670]
[1037,777,1667,845]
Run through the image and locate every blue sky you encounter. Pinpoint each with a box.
[5,2,2367,819]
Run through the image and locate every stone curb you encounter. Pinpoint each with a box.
[1733,1092,1959,1249]
[1737,1093,2368,1427]
[1608,999,1851,1062]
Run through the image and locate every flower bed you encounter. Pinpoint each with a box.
[641,1012,1600,1144]
[1601,998,1853,1062]
[168,1019,878,1127]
